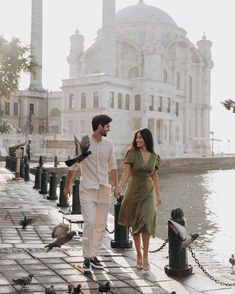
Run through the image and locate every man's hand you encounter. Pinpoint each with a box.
[113,186,120,198]
[64,185,71,199]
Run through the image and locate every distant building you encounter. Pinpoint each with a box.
[3,0,214,158]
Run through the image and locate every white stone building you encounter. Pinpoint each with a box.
[2,0,214,158]
[48,0,213,158]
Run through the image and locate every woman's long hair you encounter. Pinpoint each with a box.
[131,128,154,153]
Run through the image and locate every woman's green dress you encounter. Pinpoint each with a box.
[118,149,160,236]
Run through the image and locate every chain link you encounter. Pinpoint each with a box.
[105,227,115,234]
[189,246,235,287]
[149,239,169,253]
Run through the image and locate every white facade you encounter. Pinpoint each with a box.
[49,1,213,158]
[2,1,213,159]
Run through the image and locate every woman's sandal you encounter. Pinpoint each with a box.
[136,256,143,269]
[143,258,150,271]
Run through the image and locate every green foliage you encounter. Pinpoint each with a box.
[0,120,12,133]
[0,36,38,100]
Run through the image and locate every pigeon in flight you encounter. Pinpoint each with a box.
[169,220,199,249]
[45,285,56,294]
[65,135,91,167]
[229,254,235,268]
[98,281,111,293]
[67,283,81,293]
[51,223,69,238]
[12,274,33,288]
[45,231,76,252]
[221,99,235,112]
[19,216,35,229]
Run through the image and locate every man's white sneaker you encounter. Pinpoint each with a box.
[90,257,104,269]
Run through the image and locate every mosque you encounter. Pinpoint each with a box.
[3,0,214,158]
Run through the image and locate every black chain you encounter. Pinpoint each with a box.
[189,246,235,287]
[105,227,115,234]
[149,239,169,253]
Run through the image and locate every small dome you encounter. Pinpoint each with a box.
[116,2,177,26]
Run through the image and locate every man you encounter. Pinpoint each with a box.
[64,114,119,273]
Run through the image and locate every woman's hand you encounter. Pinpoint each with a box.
[156,197,161,208]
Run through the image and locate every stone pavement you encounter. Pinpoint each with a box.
[0,163,235,294]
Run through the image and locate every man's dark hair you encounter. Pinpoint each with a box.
[92,114,112,131]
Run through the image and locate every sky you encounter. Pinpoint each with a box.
[1,0,235,153]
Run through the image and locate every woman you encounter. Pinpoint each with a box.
[117,128,161,271]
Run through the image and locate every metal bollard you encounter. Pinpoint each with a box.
[39,155,44,168]
[39,169,48,194]
[20,158,25,178]
[71,179,81,214]
[24,163,30,182]
[11,157,16,172]
[5,155,10,169]
[33,166,42,189]
[54,155,59,168]
[164,208,193,276]
[57,175,70,207]
[111,195,132,249]
[47,172,58,200]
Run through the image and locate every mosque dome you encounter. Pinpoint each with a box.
[115,1,177,26]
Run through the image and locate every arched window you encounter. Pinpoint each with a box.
[149,95,154,111]
[134,94,141,111]
[4,102,10,115]
[81,93,86,109]
[128,67,139,78]
[93,91,99,108]
[69,94,74,109]
[29,103,34,114]
[189,75,193,103]
[13,103,18,116]
[125,94,130,110]
[176,102,179,116]
[118,93,122,109]
[177,72,180,89]
[167,97,171,113]
[109,92,114,108]
[158,96,163,112]
[163,69,168,82]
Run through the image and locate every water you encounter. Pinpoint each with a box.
[157,169,235,266]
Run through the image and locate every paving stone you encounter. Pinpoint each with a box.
[34,275,65,284]
[0,285,16,293]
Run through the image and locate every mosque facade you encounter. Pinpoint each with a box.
[2,0,214,158]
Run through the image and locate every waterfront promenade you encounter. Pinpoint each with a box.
[0,163,235,293]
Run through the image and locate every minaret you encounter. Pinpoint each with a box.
[67,28,84,78]
[100,0,116,76]
[29,0,43,91]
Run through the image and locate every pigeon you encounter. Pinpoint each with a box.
[229,254,235,268]
[45,285,56,294]
[65,135,91,167]
[19,216,35,229]
[45,231,76,252]
[67,283,81,293]
[221,99,235,112]
[12,274,33,288]
[169,220,199,249]
[51,223,69,238]
[98,281,111,293]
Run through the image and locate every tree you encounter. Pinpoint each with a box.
[0,120,12,134]
[0,36,38,100]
